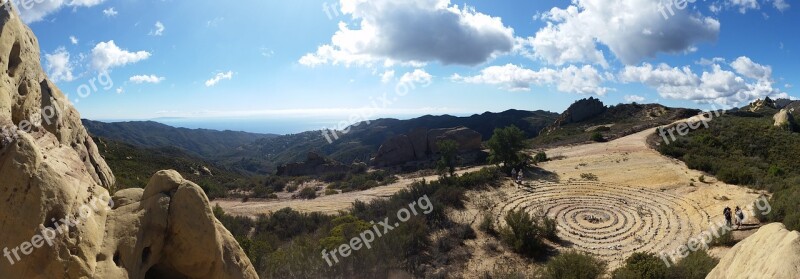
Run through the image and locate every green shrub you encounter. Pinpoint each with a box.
[285,183,299,193]
[543,251,606,279]
[591,132,605,142]
[668,250,719,279]
[500,209,546,258]
[324,188,338,196]
[612,252,670,279]
[298,187,317,199]
[533,151,548,164]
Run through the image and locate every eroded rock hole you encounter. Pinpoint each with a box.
[8,42,21,77]
[141,246,151,265]
[113,251,121,267]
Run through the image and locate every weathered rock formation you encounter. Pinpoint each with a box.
[372,126,482,167]
[276,152,353,176]
[748,97,777,112]
[546,97,606,133]
[707,223,800,279]
[773,109,797,131]
[0,4,256,278]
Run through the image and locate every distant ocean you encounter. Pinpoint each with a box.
[152,116,353,135]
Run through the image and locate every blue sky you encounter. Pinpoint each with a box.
[23,0,799,125]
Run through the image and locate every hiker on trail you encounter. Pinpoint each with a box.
[511,168,517,179]
[735,206,745,229]
[723,206,733,228]
[517,171,524,184]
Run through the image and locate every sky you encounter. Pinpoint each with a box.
[20,0,800,131]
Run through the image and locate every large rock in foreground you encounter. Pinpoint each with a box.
[0,4,256,278]
[707,223,800,279]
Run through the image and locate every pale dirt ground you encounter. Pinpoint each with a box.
[448,127,765,277]
[216,126,765,277]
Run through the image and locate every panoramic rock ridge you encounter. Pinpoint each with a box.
[0,4,256,278]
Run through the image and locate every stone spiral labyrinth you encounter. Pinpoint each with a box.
[493,181,711,263]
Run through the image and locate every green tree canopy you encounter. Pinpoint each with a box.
[487,125,529,170]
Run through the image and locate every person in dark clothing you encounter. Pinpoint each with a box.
[723,206,733,228]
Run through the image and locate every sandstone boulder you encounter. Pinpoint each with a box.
[773,109,797,131]
[372,135,416,167]
[707,223,800,279]
[0,4,256,278]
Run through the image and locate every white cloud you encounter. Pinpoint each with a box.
[380,70,395,83]
[150,21,165,36]
[116,87,124,94]
[90,40,151,71]
[16,0,109,23]
[129,75,165,84]
[399,69,433,85]
[103,7,117,17]
[453,63,609,95]
[624,95,646,103]
[730,56,771,80]
[69,36,78,45]
[300,0,515,67]
[205,71,233,87]
[619,57,785,105]
[728,0,760,13]
[520,0,720,66]
[773,0,790,12]
[45,47,74,82]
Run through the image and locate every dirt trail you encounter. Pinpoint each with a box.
[214,166,487,216]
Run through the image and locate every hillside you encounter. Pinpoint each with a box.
[223,109,558,173]
[655,100,800,231]
[533,100,701,147]
[83,119,276,158]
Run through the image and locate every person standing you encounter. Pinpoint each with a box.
[735,206,745,229]
[723,206,733,228]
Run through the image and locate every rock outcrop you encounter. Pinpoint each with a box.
[372,126,482,167]
[748,97,777,112]
[773,109,797,131]
[547,97,606,133]
[0,4,256,278]
[707,223,800,279]
[276,152,353,176]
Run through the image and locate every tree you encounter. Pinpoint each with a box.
[487,125,529,171]
[436,140,459,177]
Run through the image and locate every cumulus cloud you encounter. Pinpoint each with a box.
[519,0,720,66]
[205,71,233,87]
[453,64,610,95]
[69,35,78,45]
[150,21,165,36]
[45,47,74,82]
[300,0,515,67]
[90,40,151,71]
[730,56,771,80]
[399,69,433,85]
[129,75,165,84]
[624,95,646,103]
[103,7,117,17]
[619,57,786,105]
